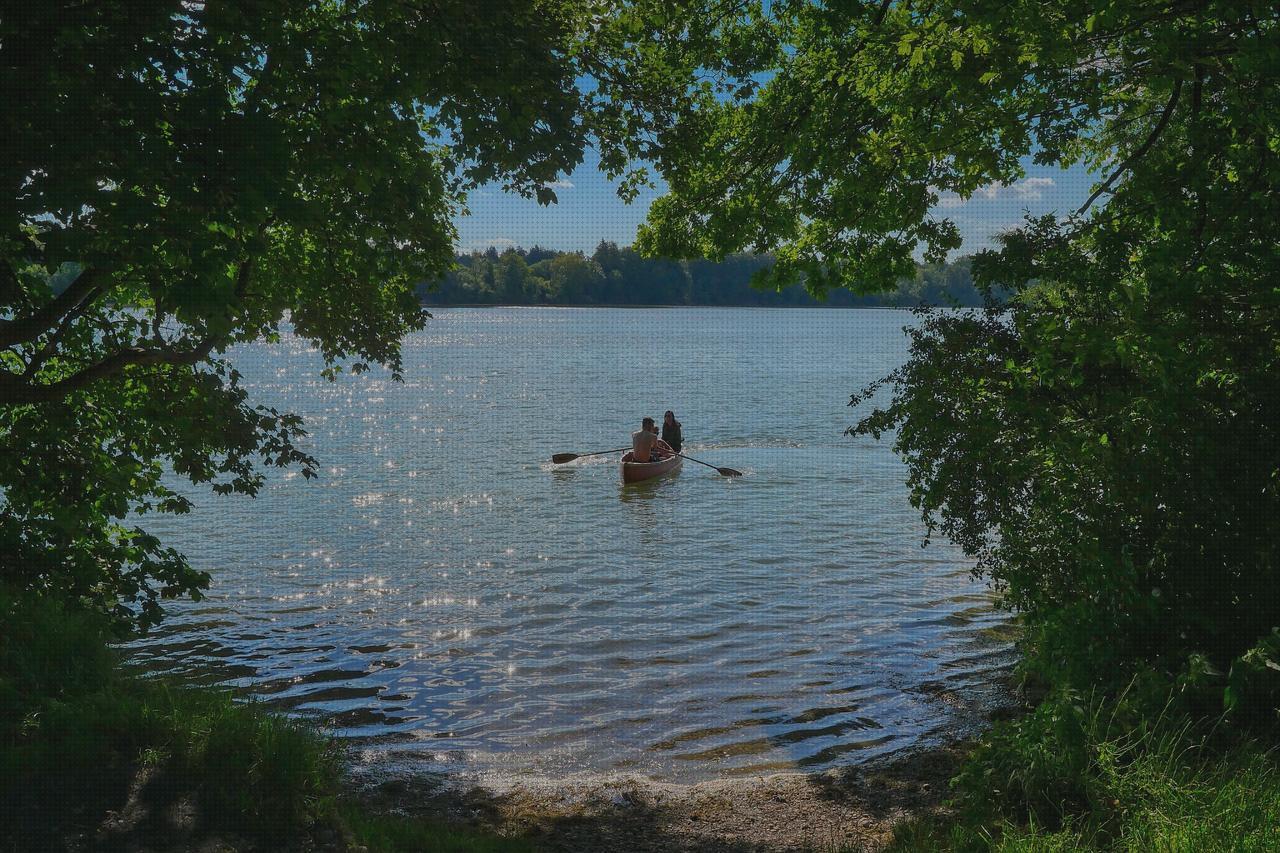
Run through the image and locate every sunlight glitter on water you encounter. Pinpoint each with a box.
[127,307,1015,783]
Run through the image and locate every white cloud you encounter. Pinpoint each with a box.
[935,177,1056,207]
[981,176,1054,200]
[543,179,575,190]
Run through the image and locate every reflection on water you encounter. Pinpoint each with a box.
[126,308,1013,782]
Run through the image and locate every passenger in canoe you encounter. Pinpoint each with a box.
[662,410,683,454]
[632,417,674,462]
[649,419,676,459]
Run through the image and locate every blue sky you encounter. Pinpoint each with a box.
[454,148,664,254]
[454,153,1099,257]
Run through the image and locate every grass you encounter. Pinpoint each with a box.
[889,742,1280,851]
[2,677,338,839]
[881,681,1280,852]
[0,589,525,850]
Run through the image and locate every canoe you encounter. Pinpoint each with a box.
[619,450,683,484]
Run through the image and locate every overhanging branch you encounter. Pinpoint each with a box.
[0,336,222,406]
[2,254,257,405]
[23,282,102,378]
[1076,78,1184,216]
[0,267,104,349]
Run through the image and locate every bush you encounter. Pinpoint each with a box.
[0,586,338,843]
[887,671,1280,852]
[1,587,526,850]
[1225,629,1280,726]
[0,587,118,726]
[958,676,1240,824]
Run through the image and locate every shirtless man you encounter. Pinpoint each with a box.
[632,417,674,462]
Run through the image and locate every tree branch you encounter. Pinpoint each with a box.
[0,336,221,406]
[0,254,255,406]
[871,0,893,27]
[22,283,100,377]
[0,267,104,349]
[233,255,254,299]
[1076,78,1183,216]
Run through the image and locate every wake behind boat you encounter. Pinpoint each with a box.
[619,450,683,484]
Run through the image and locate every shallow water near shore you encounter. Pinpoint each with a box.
[126,307,1013,783]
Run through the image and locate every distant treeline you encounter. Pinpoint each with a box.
[418,243,995,307]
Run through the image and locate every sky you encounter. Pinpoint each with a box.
[454,148,665,254]
[454,152,1100,258]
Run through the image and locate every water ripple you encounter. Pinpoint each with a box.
[126,308,1014,783]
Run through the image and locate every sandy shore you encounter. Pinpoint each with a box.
[353,743,969,852]
[64,739,976,851]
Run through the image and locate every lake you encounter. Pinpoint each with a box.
[126,307,1013,783]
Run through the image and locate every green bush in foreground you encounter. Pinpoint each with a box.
[1,590,338,841]
[887,682,1280,852]
[0,589,520,850]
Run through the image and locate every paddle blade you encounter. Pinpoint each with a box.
[551,453,579,464]
[718,467,743,477]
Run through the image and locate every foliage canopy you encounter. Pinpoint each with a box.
[5,0,1279,703]
[1,1,632,626]
[600,0,1280,692]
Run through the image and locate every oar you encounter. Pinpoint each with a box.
[551,447,629,464]
[677,453,742,477]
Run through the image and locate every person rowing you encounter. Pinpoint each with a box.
[553,416,740,477]
[632,416,673,462]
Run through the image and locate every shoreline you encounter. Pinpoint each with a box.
[338,670,1023,851]
[349,740,978,852]
[419,302,937,310]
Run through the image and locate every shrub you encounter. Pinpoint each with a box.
[0,585,337,842]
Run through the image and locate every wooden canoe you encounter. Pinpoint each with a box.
[619,451,683,484]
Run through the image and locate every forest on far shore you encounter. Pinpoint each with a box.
[419,243,993,307]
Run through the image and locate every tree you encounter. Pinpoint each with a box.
[525,245,559,264]
[538,252,604,302]
[422,246,983,306]
[0,1,619,628]
[609,1,1280,686]
[495,250,534,302]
